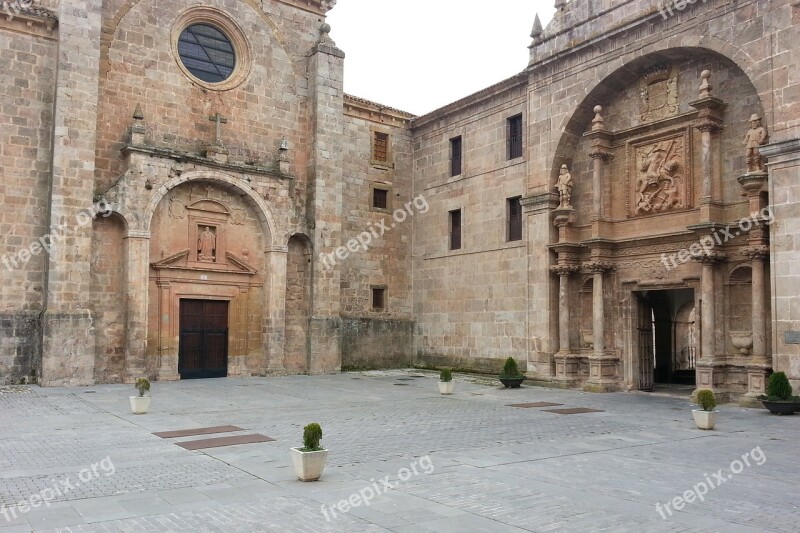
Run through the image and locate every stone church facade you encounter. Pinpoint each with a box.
[1,0,799,403]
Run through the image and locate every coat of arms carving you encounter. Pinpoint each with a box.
[639,65,679,123]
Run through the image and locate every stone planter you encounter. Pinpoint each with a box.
[129,396,150,414]
[438,381,454,395]
[499,376,524,389]
[692,409,718,430]
[761,400,798,416]
[290,448,328,481]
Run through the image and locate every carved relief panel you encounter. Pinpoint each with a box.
[627,130,692,217]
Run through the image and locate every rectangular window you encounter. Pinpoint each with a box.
[373,132,389,163]
[449,209,462,251]
[372,188,388,210]
[507,196,522,242]
[372,287,386,310]
[450,136,462,177]
[507,114,523,160]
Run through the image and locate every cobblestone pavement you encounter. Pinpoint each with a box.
[1,371,798,532]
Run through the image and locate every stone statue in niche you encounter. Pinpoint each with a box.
[198,226,217,262]
[556,164,574,208]
[635,140,684,215]
[744,114,769,173]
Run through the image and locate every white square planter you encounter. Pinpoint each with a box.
[130,396,151,414]
[438,381,454,395]
[692,409,718,430]
[291,448,328,481]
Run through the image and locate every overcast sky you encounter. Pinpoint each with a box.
[327,1,556,116]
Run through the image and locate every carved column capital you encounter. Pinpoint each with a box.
[589,149,614,161]
[582,261,614,274]
[690,251,727,264]
[550,264,579,277]
[744,246,769,260]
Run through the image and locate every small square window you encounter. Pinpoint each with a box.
[449,209,462,251]
[507,114,523,160]
[450,136,462,177]
[373,188,388,210]
[372,287,386,310]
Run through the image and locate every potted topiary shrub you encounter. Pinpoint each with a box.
[130,378,151,414]
[758,372,800,415]
[290,422,328,481]
[499,357,524,388]
[438,368,454,395]
[692,389,718,430]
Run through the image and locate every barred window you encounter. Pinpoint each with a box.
[178,24,236,83]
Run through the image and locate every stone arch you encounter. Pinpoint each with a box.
[550,46,768,187]
[101,0,294,79]
[143,170,277,249]
[284,233,313,373]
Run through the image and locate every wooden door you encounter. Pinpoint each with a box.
[638,297,655,391]
[179,299,229,379]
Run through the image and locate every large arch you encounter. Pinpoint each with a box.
[142,170,279,249]
[550,46,768,187]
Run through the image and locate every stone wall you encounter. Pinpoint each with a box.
[411,79,529,372]
[0,13,56,384]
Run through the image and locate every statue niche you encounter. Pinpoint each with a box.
[197,226,217,263]
[633,137,686,216]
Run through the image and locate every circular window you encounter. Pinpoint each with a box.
[172,8,251,91]
[178,24,236,83]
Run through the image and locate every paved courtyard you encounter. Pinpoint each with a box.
[0,371,798,532]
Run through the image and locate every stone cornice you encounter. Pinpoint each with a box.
[0,3,57,38]
[410,72,527,129]
[274,0,336,16]
[344,94,416,127]
[122,144,292,181]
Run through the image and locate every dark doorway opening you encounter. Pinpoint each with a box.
[179,299,229,379]
[636,289,696,391]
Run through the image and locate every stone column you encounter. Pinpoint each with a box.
[584,261,618,392]
[690,70,725,205]
[586,106,613,223]
[761,139,800,392]
[39,0,103,386]
[124,230,151,381]
[155,280,180,381]
[307,24,345,374]
[694,252,726,395]
[521,192,561,380]
[264,246,288,374]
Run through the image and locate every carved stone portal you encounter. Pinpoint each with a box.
[639,65,679,123]
[633,137,686,216]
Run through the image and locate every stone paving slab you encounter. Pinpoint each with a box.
[1,371,799,532]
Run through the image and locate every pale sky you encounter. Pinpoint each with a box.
[327,1,556,116]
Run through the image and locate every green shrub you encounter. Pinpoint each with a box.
[696,389,716,412]
[500,357,522,378]
[135,378,150,397]
[302,423,323,452]
[766,372,793,401]
[439,368,453,382]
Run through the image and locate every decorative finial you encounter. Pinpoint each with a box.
[318,22,335,45]
[130,103,146,145]
[592,105,605,131]
[699,70,712,99]
[530,14,543,39]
